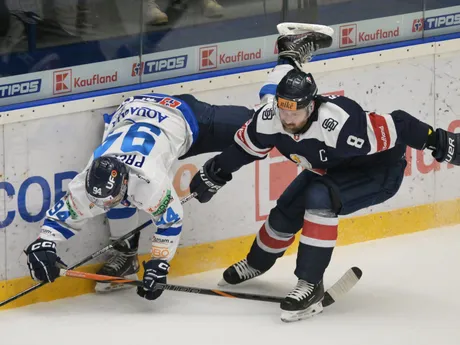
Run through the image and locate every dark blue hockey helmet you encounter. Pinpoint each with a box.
[275,69,318,112]
[85,156,129,210]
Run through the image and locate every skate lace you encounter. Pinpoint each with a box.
[298,41,316,63]
[106,253,128,271]
[234,259,261,280]
[286,280,315,301]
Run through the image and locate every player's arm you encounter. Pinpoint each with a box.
[334,99,460,165]
[190,107,274,203]
[38,172,105,242]
[137,188,183,301]
[24,171,105,283]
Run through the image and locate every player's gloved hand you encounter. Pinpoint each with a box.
[24,238,67,283]
[137,260,170,301]
[189,158,232,203]
[429,128,460,165]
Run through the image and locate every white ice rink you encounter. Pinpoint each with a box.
[2,224,460,345]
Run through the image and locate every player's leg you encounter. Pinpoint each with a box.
[281,157,407,321]
[219,170,319,286]
[95,206,140,292]
[174,94,254,159]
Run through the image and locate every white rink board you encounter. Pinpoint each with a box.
[1,43,460,279]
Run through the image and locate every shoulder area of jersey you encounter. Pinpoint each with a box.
[255,103,277,121]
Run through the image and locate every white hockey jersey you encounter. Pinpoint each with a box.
[39,94,199,262]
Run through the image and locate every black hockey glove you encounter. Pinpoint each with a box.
[189,158,232,203]
[137,260,170,301]
[24,238,67,283]
[428,128,460,166]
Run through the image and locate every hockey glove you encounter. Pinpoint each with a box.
[24,238,67,283]
[428,128,460,166]
[190,158,232,203]
[137,260,170,301]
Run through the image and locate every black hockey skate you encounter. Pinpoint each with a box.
[280,279,324,322]
[218,258,265,286]
[95,239,140,293]
[277,31,332,69]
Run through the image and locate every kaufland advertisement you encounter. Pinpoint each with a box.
[0,5,459,107]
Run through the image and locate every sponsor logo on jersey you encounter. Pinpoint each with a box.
[199,45,262,70]
[424,12,460,30]
[0,79,41,98]
[322,118,339,132]
[149,190,173,216]
[151,245,170,259]
[261,108,275,120]
[131,55,188,76]
[65,197,79,220]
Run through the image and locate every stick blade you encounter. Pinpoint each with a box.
[323,267,362,307]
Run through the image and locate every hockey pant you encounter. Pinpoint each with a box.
[246,158,407,283]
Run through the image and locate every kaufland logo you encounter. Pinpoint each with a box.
[53,69,72,95]
[340,23,400,48]
[53,68,118,94]
[340,24,357,47]
[199,45,263,70]
[199,46,217,71]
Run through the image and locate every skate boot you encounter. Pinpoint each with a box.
[95,238,140,293]
[218,258,265,286]
[277,31,333,69]
[280,279,324,322]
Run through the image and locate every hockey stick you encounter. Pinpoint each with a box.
[0,193,197,308]
[61,266,362,307]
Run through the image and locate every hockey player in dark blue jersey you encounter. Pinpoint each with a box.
[189,30,460,322]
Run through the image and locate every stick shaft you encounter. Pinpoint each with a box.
[63,270,284,303]
[0,193,195,308]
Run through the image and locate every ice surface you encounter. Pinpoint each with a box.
[2,225,460,345]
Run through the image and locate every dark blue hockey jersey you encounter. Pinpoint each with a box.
[215,95,432,175]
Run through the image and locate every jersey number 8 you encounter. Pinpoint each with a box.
[347,135,365,149]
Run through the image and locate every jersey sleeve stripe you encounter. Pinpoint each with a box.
[367,112,398,153]
[156,225,182,236]
[42,219,75,239]
[235,121,272,158]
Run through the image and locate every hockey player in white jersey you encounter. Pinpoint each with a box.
[24,93,253,300]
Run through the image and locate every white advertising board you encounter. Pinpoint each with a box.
[1,6,459,107]
[1,41,460,280]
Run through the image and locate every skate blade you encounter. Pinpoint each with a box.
[277,23,334,37]
[217,278,229,287]
[280,301,324,323]
[95,273,139,293]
